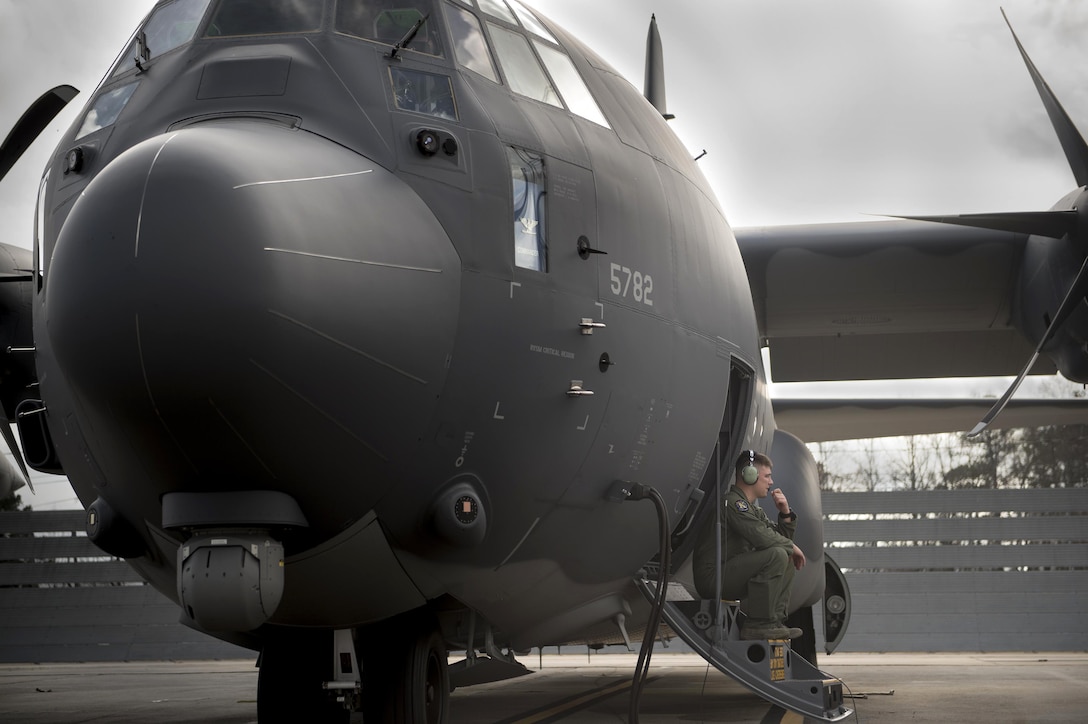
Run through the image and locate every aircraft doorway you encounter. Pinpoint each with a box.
[671,358,754,566]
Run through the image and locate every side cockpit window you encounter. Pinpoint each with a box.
[444,2,498,82]
[76,83,140,140]
[489,23,560,108]
[532,40,608,127]
[111,0,214,78]
[206,0,324,38]
[508,146,547,272]
[337,0,445,57]
[390,67,457,120]
[471,0,610,127]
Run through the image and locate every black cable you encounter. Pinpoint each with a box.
[626,484,671,724]
[696,661,712,723]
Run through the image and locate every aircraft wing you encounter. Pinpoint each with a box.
[735,220,1049,383]
[772,397,1088,443]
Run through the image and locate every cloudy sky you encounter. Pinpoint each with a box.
[2,0,1086,506]
[533,0,1088,225]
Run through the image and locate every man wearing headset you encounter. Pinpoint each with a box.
[693,450,807,640]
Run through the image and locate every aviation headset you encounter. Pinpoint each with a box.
[740,450,759,485]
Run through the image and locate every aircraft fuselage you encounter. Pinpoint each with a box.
[29,0,810,649]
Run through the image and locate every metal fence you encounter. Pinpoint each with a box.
[0,510,250,663]
[3,489,1086,662]
[823,488,1088,652]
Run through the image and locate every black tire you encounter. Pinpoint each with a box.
[398,628,449,724]
[361,617,450,724]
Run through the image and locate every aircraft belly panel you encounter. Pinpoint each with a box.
[271,512,426,627]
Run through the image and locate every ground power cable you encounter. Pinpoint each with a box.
[625,483,671,724]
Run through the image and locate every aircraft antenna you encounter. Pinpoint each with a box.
[644,15,674,120]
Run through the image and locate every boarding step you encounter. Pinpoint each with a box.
[636,576,851,722]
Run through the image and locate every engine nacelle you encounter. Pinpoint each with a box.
[1014,190,1088,383]
[768,429,825,609]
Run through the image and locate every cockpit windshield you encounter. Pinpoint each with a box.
[336,1,445,58]
[111,0,213,78]
[205,0,324,37]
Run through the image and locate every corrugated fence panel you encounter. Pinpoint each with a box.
[828,543,1088,570]
[1,535,108,559]
[0,511,252,663]
[5,490,1087,659]
[1,510,87,534]
[821,489,1088,514]
[824,517,1087,541]
[821,490,1088,653]
[0,561,141,586]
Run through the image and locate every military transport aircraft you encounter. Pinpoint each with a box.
[2,1,1087,722]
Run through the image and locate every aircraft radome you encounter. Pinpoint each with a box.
[1,1,1087,722]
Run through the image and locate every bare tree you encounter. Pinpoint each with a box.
[851,438,883,492]
[890,435,936,490]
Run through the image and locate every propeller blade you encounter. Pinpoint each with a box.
[892,210,1077,239]
[970,253,1088,437]
[0,85,78,184]
[1003,9,1088,189]
[967,353,1039,438]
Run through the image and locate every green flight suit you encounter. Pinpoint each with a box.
[692,484,797,626]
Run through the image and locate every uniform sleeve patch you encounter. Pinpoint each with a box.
[734,500,750,512]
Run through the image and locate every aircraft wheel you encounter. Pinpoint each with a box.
[362,617,449,724]
[398,627,449,724]
[257,629,349,724]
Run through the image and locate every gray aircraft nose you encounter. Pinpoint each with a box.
[44,122,461,515]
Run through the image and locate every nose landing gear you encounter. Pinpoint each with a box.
[256,613,451,724]
[357,612,450,724]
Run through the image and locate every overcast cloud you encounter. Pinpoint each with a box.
[531,0,1088,226]
[2,1,1086,507]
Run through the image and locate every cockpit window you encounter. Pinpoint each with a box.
[532,41,609,127]
[444,2,498,82]
[504,0,556,43]
[488,23,559,108]
[75,82,140,140]
[508,146,547,272]
[111,0,213,77]
[336,0,445,57]
[476,0,515,24]
[390,67,457,120]
[205,0,324,38]
[477,0,555,43]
